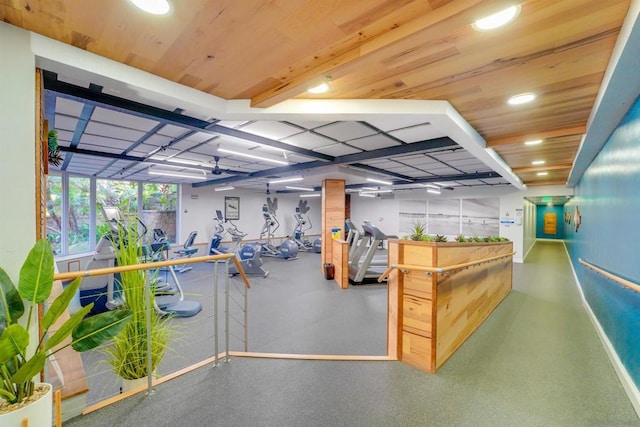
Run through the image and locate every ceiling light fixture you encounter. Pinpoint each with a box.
[218,148,288,165]
[424,184,440,189]
[214,186,235,192]
[269,177,303,184]
[360,189,393,194]
[148,166,207,180]
[532,160,546,165]
[286,186,314,191]
[129,0,172,15]
[359,193,376,198]
[366,178,393,186]
[299,193,321,198]
[473,5,521,31]
[536,172,548,176]
[427,189,441,195]
[307,82,330,94]
[524,139,543,146]
[507,93,536,105]
[166,158,202,166]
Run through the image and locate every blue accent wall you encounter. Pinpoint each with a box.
[535,204,565,239]
[565,94,640,389]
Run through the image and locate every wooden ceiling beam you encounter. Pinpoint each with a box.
[512,163,573,173]
[250,0,516,108]
[486,125,586,147]
[524,179,568,186]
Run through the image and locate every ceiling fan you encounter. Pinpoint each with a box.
[211,156,249,176]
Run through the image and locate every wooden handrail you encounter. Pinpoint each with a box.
[579,258,640,293]
[53,253,251,289]
[378,252,515,282]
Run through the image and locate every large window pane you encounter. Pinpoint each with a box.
[46,175,63,255]
[67,176,91,255]
[462,198,499,237]
[96,179,138,242]
[142,183,177,244]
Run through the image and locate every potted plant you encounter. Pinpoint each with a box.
[0,239,132,426]
[104,223,173,385]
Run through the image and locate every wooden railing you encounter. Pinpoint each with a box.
[54,253,250,289]
[579,258,640,293]
[378,252,516,282]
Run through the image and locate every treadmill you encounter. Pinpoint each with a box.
[348,221,392,284]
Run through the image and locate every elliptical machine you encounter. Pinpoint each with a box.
[291,200,314,251]
[259,198,298,260]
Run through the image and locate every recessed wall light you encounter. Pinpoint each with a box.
[130,0,172,15]
[507,93,536,105]
[307,83,330,94]
[524,139,543,146]
[532,160,546,165]
[473,5,521,31]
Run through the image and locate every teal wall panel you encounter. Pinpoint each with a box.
[565,94,640,388]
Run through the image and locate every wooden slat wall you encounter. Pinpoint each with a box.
[331,238,349,289]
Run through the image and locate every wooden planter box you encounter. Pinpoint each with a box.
[387,240,513,373]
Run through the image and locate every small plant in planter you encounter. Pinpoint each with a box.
[434,234,448,242]
[0,239,131,420]
[47,130,63,167]
[407,220,427,241]
[455,234,468,242]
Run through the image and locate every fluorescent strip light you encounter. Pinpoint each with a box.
[299,193,321,198]
[286,186,314,191]
[424,184,440,189]
[148,169,207,180]
[214,186,235,192]
[524,139,543,146]
[218,148,288,165]
[361,187,378,191]
[427,189,441,195]
[167,158,202,166]
[269,177,303,184]
[359,193,376,198]
[366,178,393,186]
[531,160,546,165]
[360,189,393,194]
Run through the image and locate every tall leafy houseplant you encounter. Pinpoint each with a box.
[104,224,172,381]
[0,240,131,408]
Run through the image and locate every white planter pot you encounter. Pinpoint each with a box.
[0,383,52,427]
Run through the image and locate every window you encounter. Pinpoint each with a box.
[96,179,138,242]
[67,176,91,255]
[46,175,63,255]
[142,183,178,244]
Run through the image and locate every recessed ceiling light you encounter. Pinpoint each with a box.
[473,5,521,31]
[130,0,172,15]
[308,82,330,94]
[537,172,548,176]
[532,160,546,165]
[507,93,536,105]
[524,139,543,146]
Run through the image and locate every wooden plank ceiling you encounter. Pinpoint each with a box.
[0,0,631,187]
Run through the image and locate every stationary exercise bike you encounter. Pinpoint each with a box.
[208,209,268,277]
[259,198,298,260]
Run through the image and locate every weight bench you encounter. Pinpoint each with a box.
[172,231,198,273]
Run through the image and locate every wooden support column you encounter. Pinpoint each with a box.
[321,179,345,273]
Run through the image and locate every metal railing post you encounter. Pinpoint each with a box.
[213,260,219,367]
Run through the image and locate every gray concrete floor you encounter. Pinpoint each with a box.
[66,241,639,426]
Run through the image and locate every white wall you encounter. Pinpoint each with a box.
[180,185,321,253]
[522,198,537,259]
[350,197,400,238]
[0,22,36,278]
